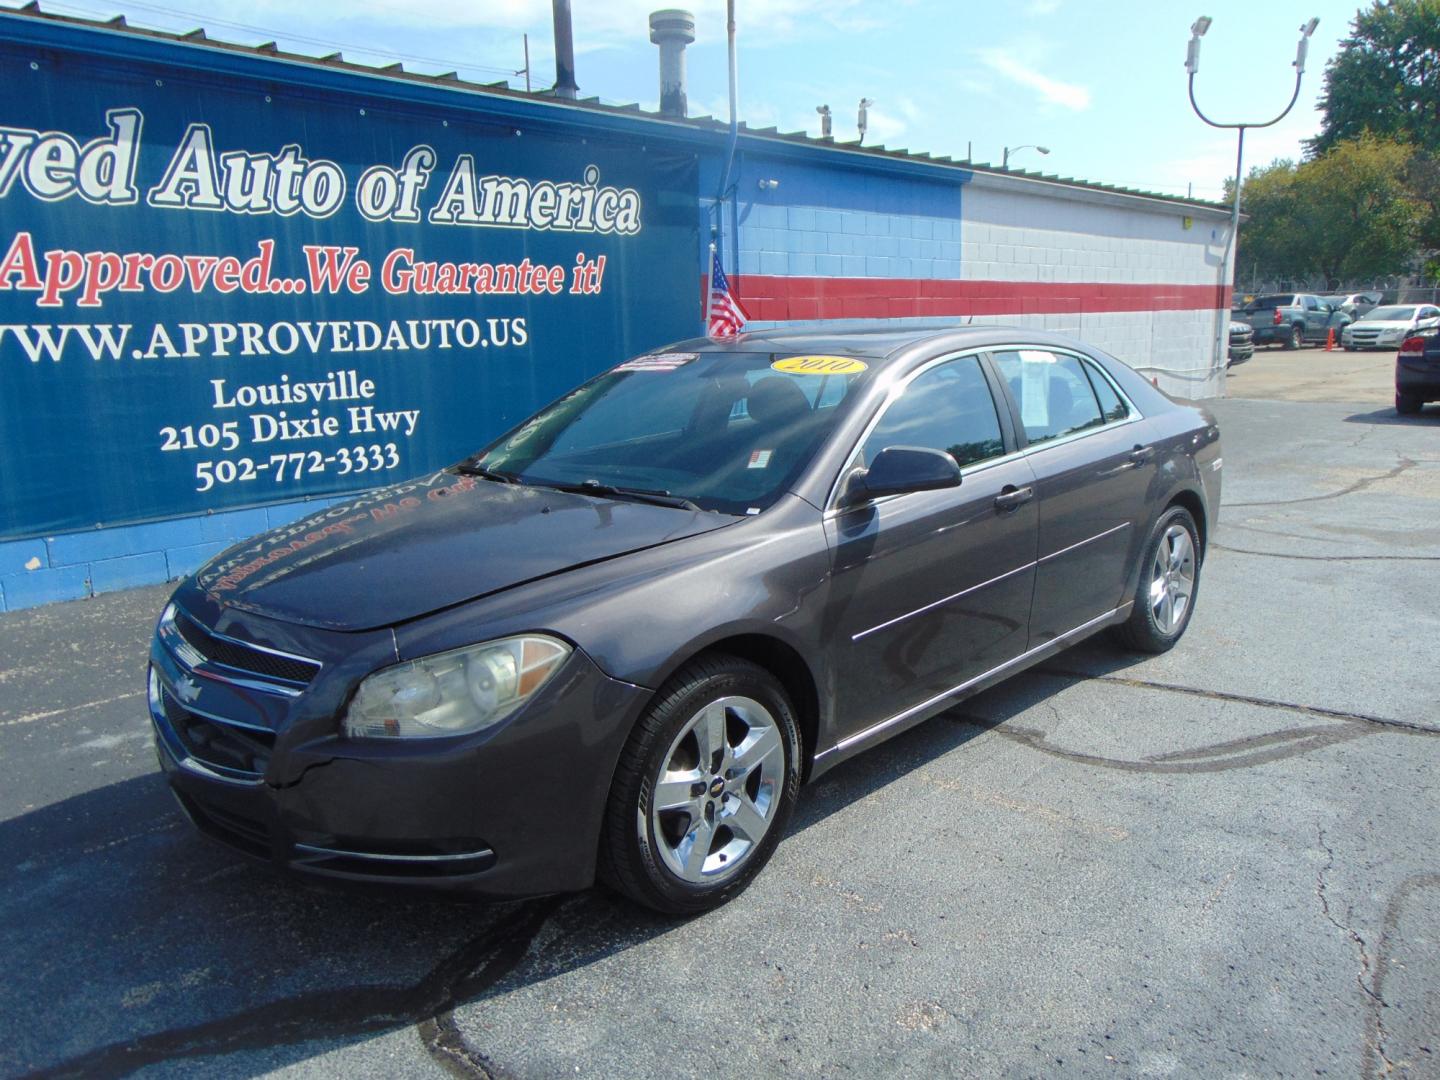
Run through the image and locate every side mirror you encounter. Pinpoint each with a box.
[840,446,961,507]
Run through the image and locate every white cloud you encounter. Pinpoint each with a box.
[1027,0,1062,14]
[978,48,1091,111]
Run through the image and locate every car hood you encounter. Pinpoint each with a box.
[193,470,738,631]
[1349,320,1413,330]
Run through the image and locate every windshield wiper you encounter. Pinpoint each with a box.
[455,461,521,484]
[549,479,703,512]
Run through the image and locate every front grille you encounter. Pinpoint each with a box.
[173,609,320,685]
[162,686,275,780]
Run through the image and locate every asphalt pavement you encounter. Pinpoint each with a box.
[1,345,1437,1079]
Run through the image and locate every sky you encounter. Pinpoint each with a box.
[0,0,1373,203]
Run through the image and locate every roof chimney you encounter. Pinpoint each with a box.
[551,0,578,99]
[649,9,695,117]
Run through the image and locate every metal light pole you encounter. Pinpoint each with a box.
[1002,144,1049,169]
[1187,15,1318,387]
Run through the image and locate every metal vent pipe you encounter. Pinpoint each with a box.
[551,0,578,99]
[649,9,696,117]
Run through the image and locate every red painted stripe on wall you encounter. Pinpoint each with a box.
[701,275,1231,322]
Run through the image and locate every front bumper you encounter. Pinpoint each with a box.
[149,597,651,896]
[1346,331,1406,350]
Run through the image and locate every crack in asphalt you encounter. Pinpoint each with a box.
[1211,542,1440,562]
[28,896,568,1079]
[985,720,1372,773]
[1222,457,1415,509]
[418,1012,504,1079]
[955,668,1437,773]
[1364,872,1440,1080]
[1038,669,1440,737]
[1315,830,1385,1016]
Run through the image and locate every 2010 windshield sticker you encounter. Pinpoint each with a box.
[615,352,697,372]
[771,355,867,375]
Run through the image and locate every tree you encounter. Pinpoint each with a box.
[1231,160,1303,282]
[1311,0,1440,155]
[1238,136,1422,283]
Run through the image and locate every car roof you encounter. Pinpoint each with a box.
[669,323,1104,365]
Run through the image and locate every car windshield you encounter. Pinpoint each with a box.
[1363,306,1417,322]
[1243,295,1293,311]
[469,349,873,515]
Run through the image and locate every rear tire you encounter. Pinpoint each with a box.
[1115,506,1201,654]
[598,654,801,915]
[1396,391,1422,416]
[1286,324,1303,350]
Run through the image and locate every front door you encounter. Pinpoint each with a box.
[824,353,1038,743]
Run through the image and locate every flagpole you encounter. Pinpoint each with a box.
[705,242,716,337]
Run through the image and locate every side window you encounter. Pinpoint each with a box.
[1082,359,1130,423]
[992,350,1105,446]
[860,355,1004,470]
[1303,296,1318,311]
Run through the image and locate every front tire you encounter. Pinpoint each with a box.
[598,655,802,915]
[1116,506,1201,654]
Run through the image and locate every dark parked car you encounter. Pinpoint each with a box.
[149,327,1221,913]
[1239,293,1347,348]
[1396,328,1440,415]
[1228,319,1254,365]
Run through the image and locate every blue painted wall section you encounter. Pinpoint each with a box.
[697,150,968,330]
[0,496,347,611]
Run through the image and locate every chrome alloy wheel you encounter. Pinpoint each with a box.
[649,695,784,885]
[1149,523,1196,634]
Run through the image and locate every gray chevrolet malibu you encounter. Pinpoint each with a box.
[150,327,1221,914]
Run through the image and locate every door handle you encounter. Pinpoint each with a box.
[1128,445,1154,465]
[994,485,1034,511]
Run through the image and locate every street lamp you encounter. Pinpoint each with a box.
[1187,15,1318,383]
[1002,144,1050,168]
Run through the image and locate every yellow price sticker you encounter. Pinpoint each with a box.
[770,355,868,376]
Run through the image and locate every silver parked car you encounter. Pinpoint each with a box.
[1342,305,1440,351]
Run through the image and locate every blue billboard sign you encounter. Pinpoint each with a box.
[0,31,701,539]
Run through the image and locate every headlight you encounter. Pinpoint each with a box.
[343,634,571,739]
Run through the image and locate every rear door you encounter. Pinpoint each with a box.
[991,347,1154,647]
[824,351,1037,741]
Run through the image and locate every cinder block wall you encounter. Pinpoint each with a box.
[0,498,348,611]
[711,154,1231,401]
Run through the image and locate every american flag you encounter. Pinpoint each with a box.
[706,248,749,338]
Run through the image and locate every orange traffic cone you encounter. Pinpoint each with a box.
[1325,328,1335,351]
